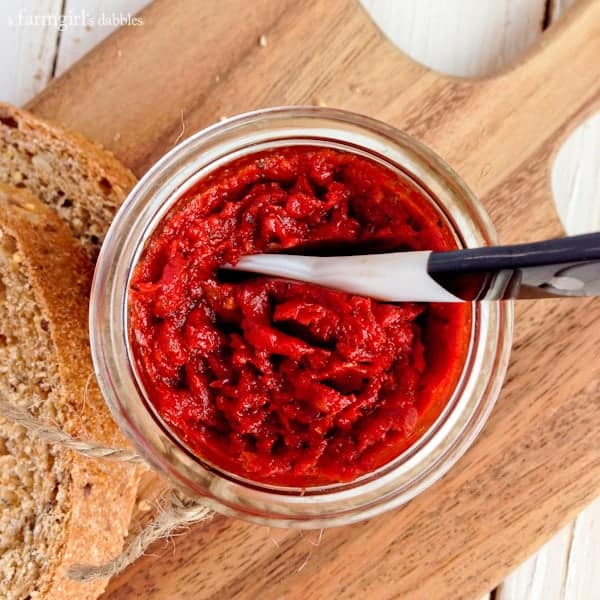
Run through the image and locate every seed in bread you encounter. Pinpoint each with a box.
[0,103,136,260]
[0,183,138,600]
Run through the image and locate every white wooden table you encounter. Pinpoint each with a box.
[1,1,599,598]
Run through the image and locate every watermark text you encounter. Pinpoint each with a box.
[7,9,144,31]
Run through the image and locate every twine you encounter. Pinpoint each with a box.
[68,489,213,582]
[0,397,146,465]
[0,395,214,582]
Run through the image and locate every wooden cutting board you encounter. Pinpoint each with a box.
[28,1,600,598]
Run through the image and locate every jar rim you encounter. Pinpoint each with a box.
[90,106,513,527]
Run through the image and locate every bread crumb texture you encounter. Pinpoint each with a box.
[0,228,70,599]
[0,166,139,598]
[0,103,136,261]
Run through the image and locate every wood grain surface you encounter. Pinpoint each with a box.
[25,0,600,598]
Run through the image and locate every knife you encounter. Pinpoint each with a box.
[224,232,600,302]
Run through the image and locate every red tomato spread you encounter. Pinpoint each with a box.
[129,147,471,486]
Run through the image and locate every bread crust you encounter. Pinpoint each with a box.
[0,102,137,260]
[0,183,139,600]
[0,102,136,202]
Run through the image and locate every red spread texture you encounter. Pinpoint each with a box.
[129,147,471,486]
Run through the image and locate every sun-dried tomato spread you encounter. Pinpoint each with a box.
[129,147,471,486]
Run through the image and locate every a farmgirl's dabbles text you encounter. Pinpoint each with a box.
[129,147,471,486]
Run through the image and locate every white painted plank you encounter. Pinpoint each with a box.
[496,525,574,600]
[551,0,579,19]
[0,0,63,106]
[552,112,600,234]
[54,0,151,76]
[359,0,547,77]
[549,0,599,233]
[563,497,600,600]
[497,497,600,600]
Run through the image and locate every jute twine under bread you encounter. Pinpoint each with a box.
[69,489,212,582]
[0,395,214,582]
[0,397,146,465]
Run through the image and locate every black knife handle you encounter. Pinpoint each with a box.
[427,232,600,300]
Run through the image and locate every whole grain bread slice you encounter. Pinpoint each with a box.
[0,103,136,260]
[0,183,139,600]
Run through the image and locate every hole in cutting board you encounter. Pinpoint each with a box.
[551,112,600,235]
[359,0,571,78]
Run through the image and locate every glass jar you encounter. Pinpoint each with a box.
[90,107,513,528]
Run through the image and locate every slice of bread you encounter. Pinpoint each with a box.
[0,103,136,260]
[0,183,139,600]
